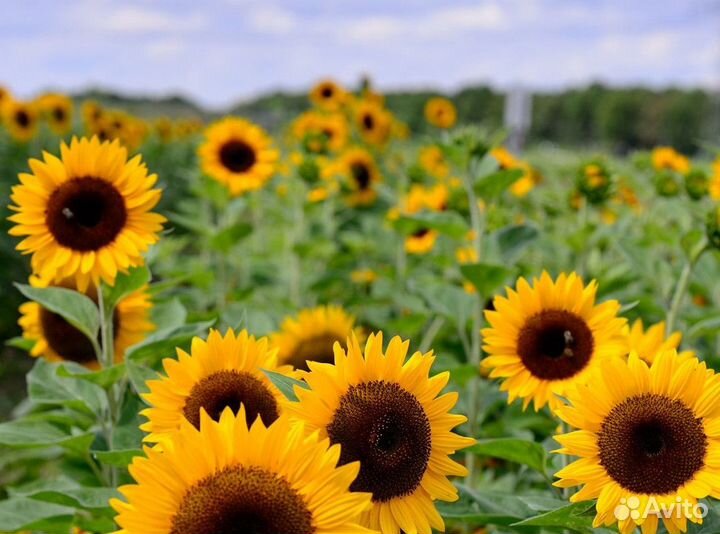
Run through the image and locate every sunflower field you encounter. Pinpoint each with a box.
[1,79,720,534]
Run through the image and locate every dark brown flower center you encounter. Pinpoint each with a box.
[219,140,257,173]
[350,163,371,190]
[287,334,342,371]
[516,309,594,380]
[182,370,279,430]
[598,393,707,494]
[46,177,127,252]
[327,381,431,502]
[52,107,66,123]
[40,306,118,364]
[170,466,313,534]
[412,228,430,238]
[320,86,334,99]
[15,110,30,128]
[362,113,375,131]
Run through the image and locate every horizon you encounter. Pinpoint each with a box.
[3,0,719,109]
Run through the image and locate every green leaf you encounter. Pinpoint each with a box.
[210,222,253,252]
[102,266,151,312]
[473,168,524,200]
[496,224,539,259]
[15,283,99,347]
[0,497,75,532]
[0,419,93,452]
[460,263,512,296]
[5,336,35,351]
[57,362,126,389]
[393,211,469,239]
[151,298,187,331]
[125,320,215,365]
[512,501,596,532]
[10,478,120,509]
[469,438,548,474]
[263,370,309,402]
[126,359,159,395]
[94,448,144,467]
[28,359,106,415]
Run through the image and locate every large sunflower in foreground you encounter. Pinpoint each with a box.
[482,272,626,411]
[624,319,693,363]
[338,147,381,206]
[18,280,152,368]
[555,351,720,534]
[288,332,474,534]
[198,117,278,196]
[8,137,165,291]
[141,329,290,444]
[2,100,38,142]
[270,305,363,371]
[112,409,374,534]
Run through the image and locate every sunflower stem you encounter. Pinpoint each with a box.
[667,241,708,332]
[463,155,486,485]
[96,284,119,488]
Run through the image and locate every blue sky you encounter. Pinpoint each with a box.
[2,0,719,109]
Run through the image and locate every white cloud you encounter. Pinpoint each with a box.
[67,3,208,34]
[247,5,298,34]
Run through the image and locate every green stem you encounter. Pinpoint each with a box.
[667,242,708,332]
[288,183,305,307]
[463,159,486,484]
[418,316,445,353]
[96,286,118,488]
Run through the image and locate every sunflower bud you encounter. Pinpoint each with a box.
[653,171,680,197]
[684,169,709,200]
[706,206,720,249]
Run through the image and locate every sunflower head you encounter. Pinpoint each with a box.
[288,332,474,534]
[19,278,152,368]
[293,111,349,154]
[405,228,438,255]
[8,137,165,291]
[482,272,627,411]
[3,100,38,142]
[309,79,347,111]
[338,147,381,206]
[419,145,450,178]
[198,117,278,196]
[424,97,457,129]
[624,319,692,364]
[37,93,74,135]
[141,328,293,444]
[114,409,373,534]
[685,168,709,200]
[652,146,690,174]
[354,100,392,145]
[270,305,363,371]
[555,350,720,534]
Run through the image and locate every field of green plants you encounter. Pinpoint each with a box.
[1,80,720,534]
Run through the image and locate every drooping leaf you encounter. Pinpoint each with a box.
[460,263,512,296]
[473,168,524,200]
[263,370,309,402]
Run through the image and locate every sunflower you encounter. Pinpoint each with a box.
[18,279,152,368]
[37,93,73,135]
[491,147,536,198]
[309,79,347,111]
[8,137,165,290]
[271,305,363,371]
[624,319,693,364]
[141,329,291,444]
[652,146,690,174]
[482,272,627,411]
[81,100,104,129]
[112,409,374,534]
[198,117,278,196]
[555,350,720,534]
[405,228,438,255]
[289,332,473,534]
[0,85,12,107]
[419,145,450,179]
[354,100,392,145]
[424,97,457,129]
[2,100,38,142]
[338,147,381,206]
[293,111,349,154]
